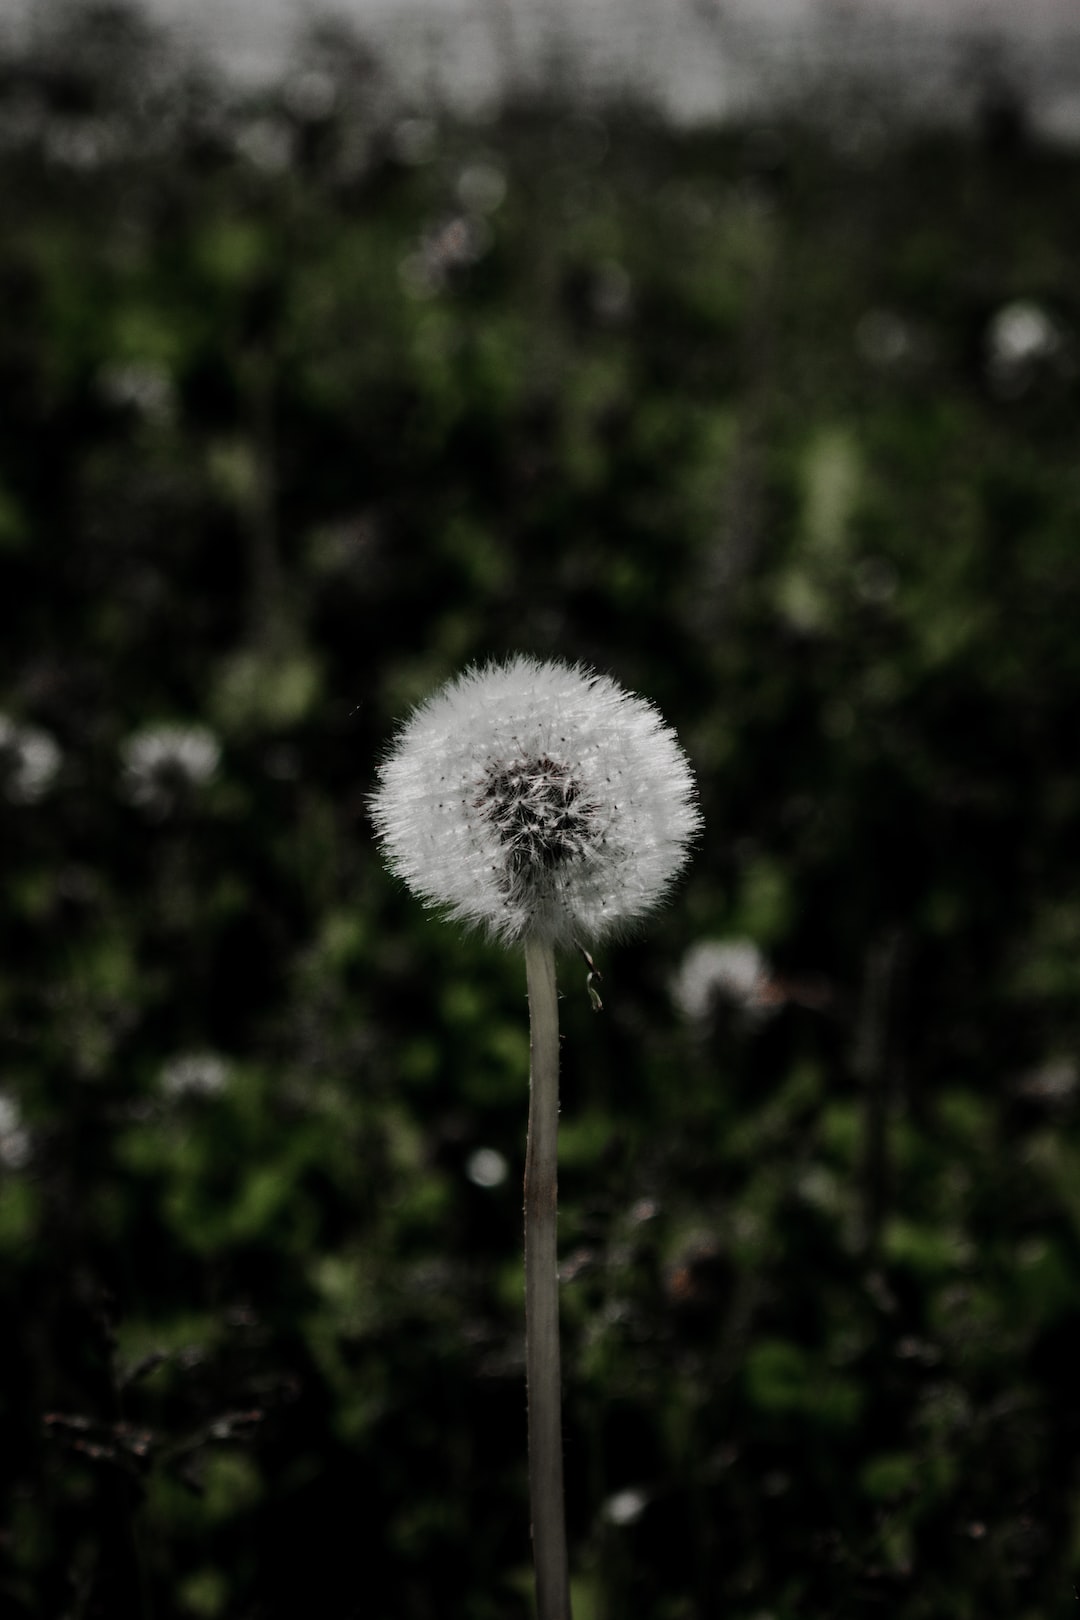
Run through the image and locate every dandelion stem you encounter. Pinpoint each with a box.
[524,934,572,1620]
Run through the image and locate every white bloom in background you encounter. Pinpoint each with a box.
[601,1486,648,1527]
[465,1147,509,1188]
[121,723,221,816]
[986,299,1064,394]
[0,715,62,804]
[671,937,771,1022]
[97,359,175,423]
[0,1091,32,1171]
[1014,1056,1077,1105]
[159,1052,230,1100]
[370,656,701,947]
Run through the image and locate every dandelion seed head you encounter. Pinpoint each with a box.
[159,1051,230,1100]
[0,715,62,804]
[122,723,221,816]
[370,656,701,946]
[602,1486,648,1526]
[986,299,1066,397]
[465,1147,509,1188]
[0,1091,32,1171]
[671,937,770,1021]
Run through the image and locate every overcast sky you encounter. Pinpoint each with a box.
[8,0,1080,130]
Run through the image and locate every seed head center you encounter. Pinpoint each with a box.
[476,754,595,874]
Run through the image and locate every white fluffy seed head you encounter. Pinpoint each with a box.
[369,656,702,947]
[671,938,771,1021]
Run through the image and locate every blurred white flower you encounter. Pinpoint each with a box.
[0,715,62,804]
[671,938,771,1022]
[0,1092,32,1171]
[1014,1056,1077,1105]
[986,300,1064,395]
[159,1052,230,1100]
[465,1147,509,1188]
[370,656,701,947]
[602,1486,648,1527]
[97,359,175,423]
[122,723,221,816]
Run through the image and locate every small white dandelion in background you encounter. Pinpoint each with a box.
[1014,1057,1077,1106]
[159,1052,230,1100]
[465,1147,509,1188]
[0,715,62,805]
[602,1487,648,1527]
[0,1092,32,1171]
[96,359,175,424]
[986,299,1064,396]
[671,937,771,1022]
[370,655,701,948]
[121,723,221,817]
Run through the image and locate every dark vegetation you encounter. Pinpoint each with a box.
[2,5,1080,1616]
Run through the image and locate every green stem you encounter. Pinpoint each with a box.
[524,935,572,1620]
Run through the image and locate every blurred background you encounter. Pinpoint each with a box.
[3,1,1080,1616]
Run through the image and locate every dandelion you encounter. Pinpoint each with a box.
[0,715,62,805]
[371,655,700,1620]
[97,359,175,423]
[671,937,772,1023]
[985,299,1064,396]
[601,1485,648,1527]
[159,1052,231,1101]
[121,723,221,817]
[0,1091,31,1171]
[370,656,699,948]
[465,1146,509,1189]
